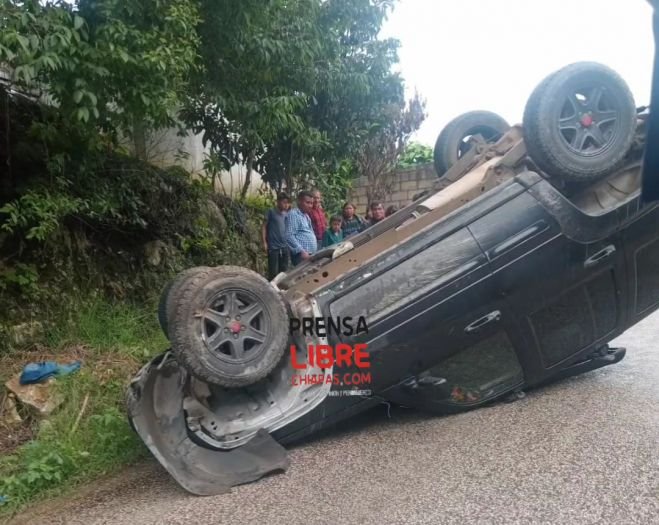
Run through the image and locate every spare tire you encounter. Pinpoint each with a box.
[433,111,511,177]
[158,266,212,339]
[168,266,289,388]
[523,62,636,183]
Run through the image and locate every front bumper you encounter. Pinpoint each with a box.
[125,352,290,495]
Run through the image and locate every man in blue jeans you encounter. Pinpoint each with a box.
[262,192,290,280]
[285,190,318,266]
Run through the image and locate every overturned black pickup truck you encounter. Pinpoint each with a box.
[126,62,659,496]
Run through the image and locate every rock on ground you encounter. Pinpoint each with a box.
[5,375,63,419]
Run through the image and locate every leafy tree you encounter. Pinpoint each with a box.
[0,0,200,155]
[259,0,407,195]
[307,0,402,162]
[182,0,323,198]
[183,0,412,200]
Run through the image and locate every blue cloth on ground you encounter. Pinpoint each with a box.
[19,360,82,385]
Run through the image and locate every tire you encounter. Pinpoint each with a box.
[521,70,562,180]
[157,280,173,337]
[157,266,212,339]
[169,266,289,388]
[522,62,636,183]
[433,111,510,177]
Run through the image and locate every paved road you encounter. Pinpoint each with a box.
[12,313,659,525]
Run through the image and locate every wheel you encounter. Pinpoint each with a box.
[168,266,289,388]
[522,62,636,183]
[522,71,559,164]
[433,111,510,177]
[157,266,212,339]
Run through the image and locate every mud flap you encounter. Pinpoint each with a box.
[125,351,290,496]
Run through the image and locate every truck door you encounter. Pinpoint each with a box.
[326,184,527,410]
[619,198,659,325]
[468,175,628,387]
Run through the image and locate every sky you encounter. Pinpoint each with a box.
[381,0,655,146]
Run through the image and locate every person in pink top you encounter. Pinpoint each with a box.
[308,189,327,244]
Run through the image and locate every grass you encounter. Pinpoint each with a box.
[45,297,166,359]
[0,296,168,518]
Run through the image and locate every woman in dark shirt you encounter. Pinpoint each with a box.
[341,202,364,238]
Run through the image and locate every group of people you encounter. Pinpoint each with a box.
[262,189,399,280]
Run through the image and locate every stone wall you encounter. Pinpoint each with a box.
[348,163,437,215]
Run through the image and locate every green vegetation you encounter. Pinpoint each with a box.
[0,297,166,516]
[398,142,434,168]
[1,0,425,200]
[44,297,166,358]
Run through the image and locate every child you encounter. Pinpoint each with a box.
[322,215,344,247]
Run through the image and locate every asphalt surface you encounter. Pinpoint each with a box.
[11,312,659,525]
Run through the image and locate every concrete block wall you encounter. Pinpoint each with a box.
[348,163,437,215]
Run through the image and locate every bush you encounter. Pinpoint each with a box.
[398,142,433,167]
[243,193,275,215]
